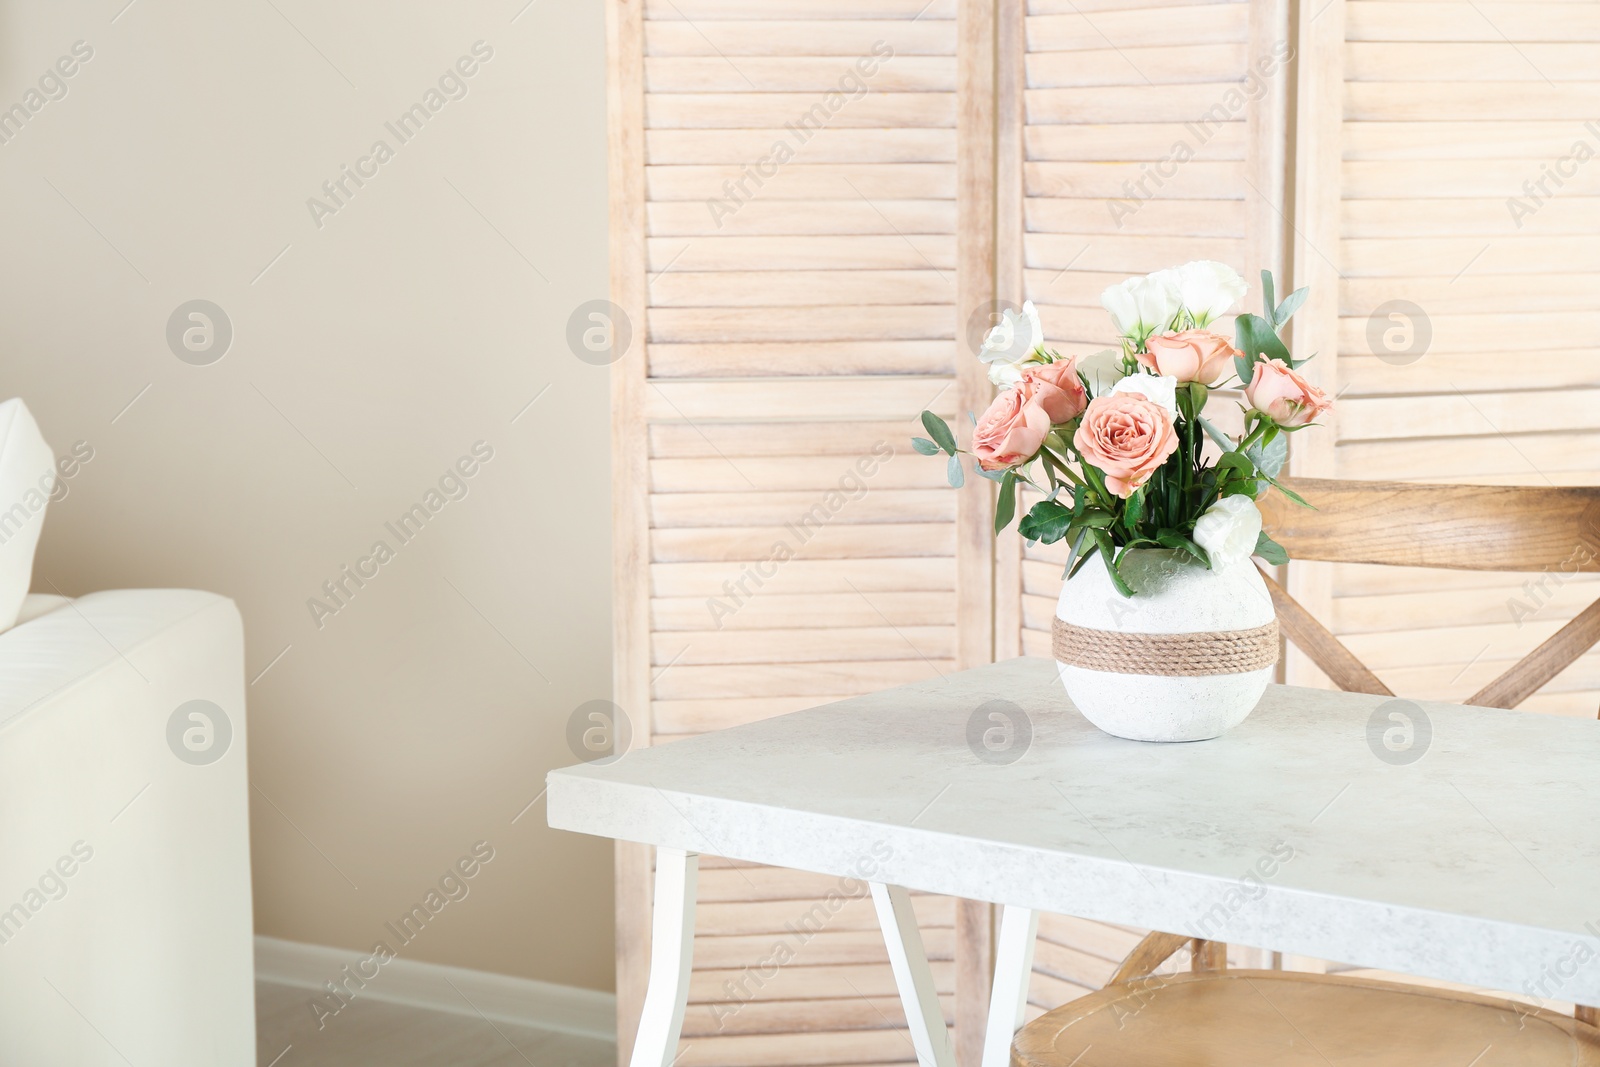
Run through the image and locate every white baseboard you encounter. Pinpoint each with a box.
[254,935,616,1042]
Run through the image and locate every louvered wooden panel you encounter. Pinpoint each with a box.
[991,0,1292,1012]
[610,0,996,1061]
[1287,0,1600,719]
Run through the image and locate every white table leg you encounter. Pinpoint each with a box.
[631,848,699,1067]
[981,906,1038,1067]
[870,882,956,1067]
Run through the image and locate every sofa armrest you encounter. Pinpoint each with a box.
[0,589,253,1066]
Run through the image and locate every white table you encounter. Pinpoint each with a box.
[547,657,1600,1067]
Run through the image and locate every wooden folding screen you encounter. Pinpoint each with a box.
[608,0,996,1061]
[609,0,1600,1060]
[1287,0,1600,713]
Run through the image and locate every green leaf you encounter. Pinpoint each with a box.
[946,453,964,488]
[1079,460,1111,504]
[1213,451,1261,498]
[1254,531,1288,566]
[911,436,940,456]
[1122,488,1145,532]
[1215,451,1255,475]
[1019,498,1073,544]
[1037,446,1080,489]
[1245,431,1288,480]
[1261,269,1276,323]
[921,411,957,456]
[1077,509,1116,529]
[1274,286,1309,327]
[1093,529,1134,598]
[1175,382,1208,423]
[1156,530,1210,567]
[1271,480,1310,508]
[1065,535,1099,580]
[994,471,1018,535]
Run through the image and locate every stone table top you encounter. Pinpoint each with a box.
[548,657,1600,1002]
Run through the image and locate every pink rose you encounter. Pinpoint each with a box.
[1245,358,1333,428]
[1072,393,1179,498]
[972,387,1051,471]
[1019,359,1088,423]
[1138,329,1239,385]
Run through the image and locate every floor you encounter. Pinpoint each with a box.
[255,981,616,1067]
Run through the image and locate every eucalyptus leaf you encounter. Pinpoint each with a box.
[1245,432,1288,479]
[1233,354,1254,387]
[1274,286,1309,327]
[1254,531,1289,566]
[994,470,1018,534]
[1236,313,1292,366]
[921,410,957,456]
[1198,417,1236,452]
[946,453,964,488]
[1261,269,1276,323]
[974,462,1009,482]
[911,436,940,456]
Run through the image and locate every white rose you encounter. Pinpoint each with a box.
[988,360,1025,388]
[1193,495,1263,570]
[1076,348,1125,397]
[1172,260,1247,326]
[1101,273,1180,342]
[1111,372,1177,417]
[977,301,1044,369]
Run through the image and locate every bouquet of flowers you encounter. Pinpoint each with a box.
[914,262,1332,597]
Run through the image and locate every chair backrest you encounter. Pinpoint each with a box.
[1257,477,1600,710]
[1102,478,1600,1028]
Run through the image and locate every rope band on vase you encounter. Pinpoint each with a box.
[1052,616,1280,676]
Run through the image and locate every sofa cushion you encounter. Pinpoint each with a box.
[12,594,69,627]
[0,400,55,633]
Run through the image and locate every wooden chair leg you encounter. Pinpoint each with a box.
[1191,939,1227,973]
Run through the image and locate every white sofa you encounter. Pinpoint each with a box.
[0,589,254,1065]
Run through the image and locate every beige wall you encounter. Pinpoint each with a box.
[0,0,613,991]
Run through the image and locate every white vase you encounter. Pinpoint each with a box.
[1054,548,1276,742]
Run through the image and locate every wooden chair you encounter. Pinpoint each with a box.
[1013,477,1600,1066]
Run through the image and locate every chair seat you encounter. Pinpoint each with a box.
[1012,970,1600,1066]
